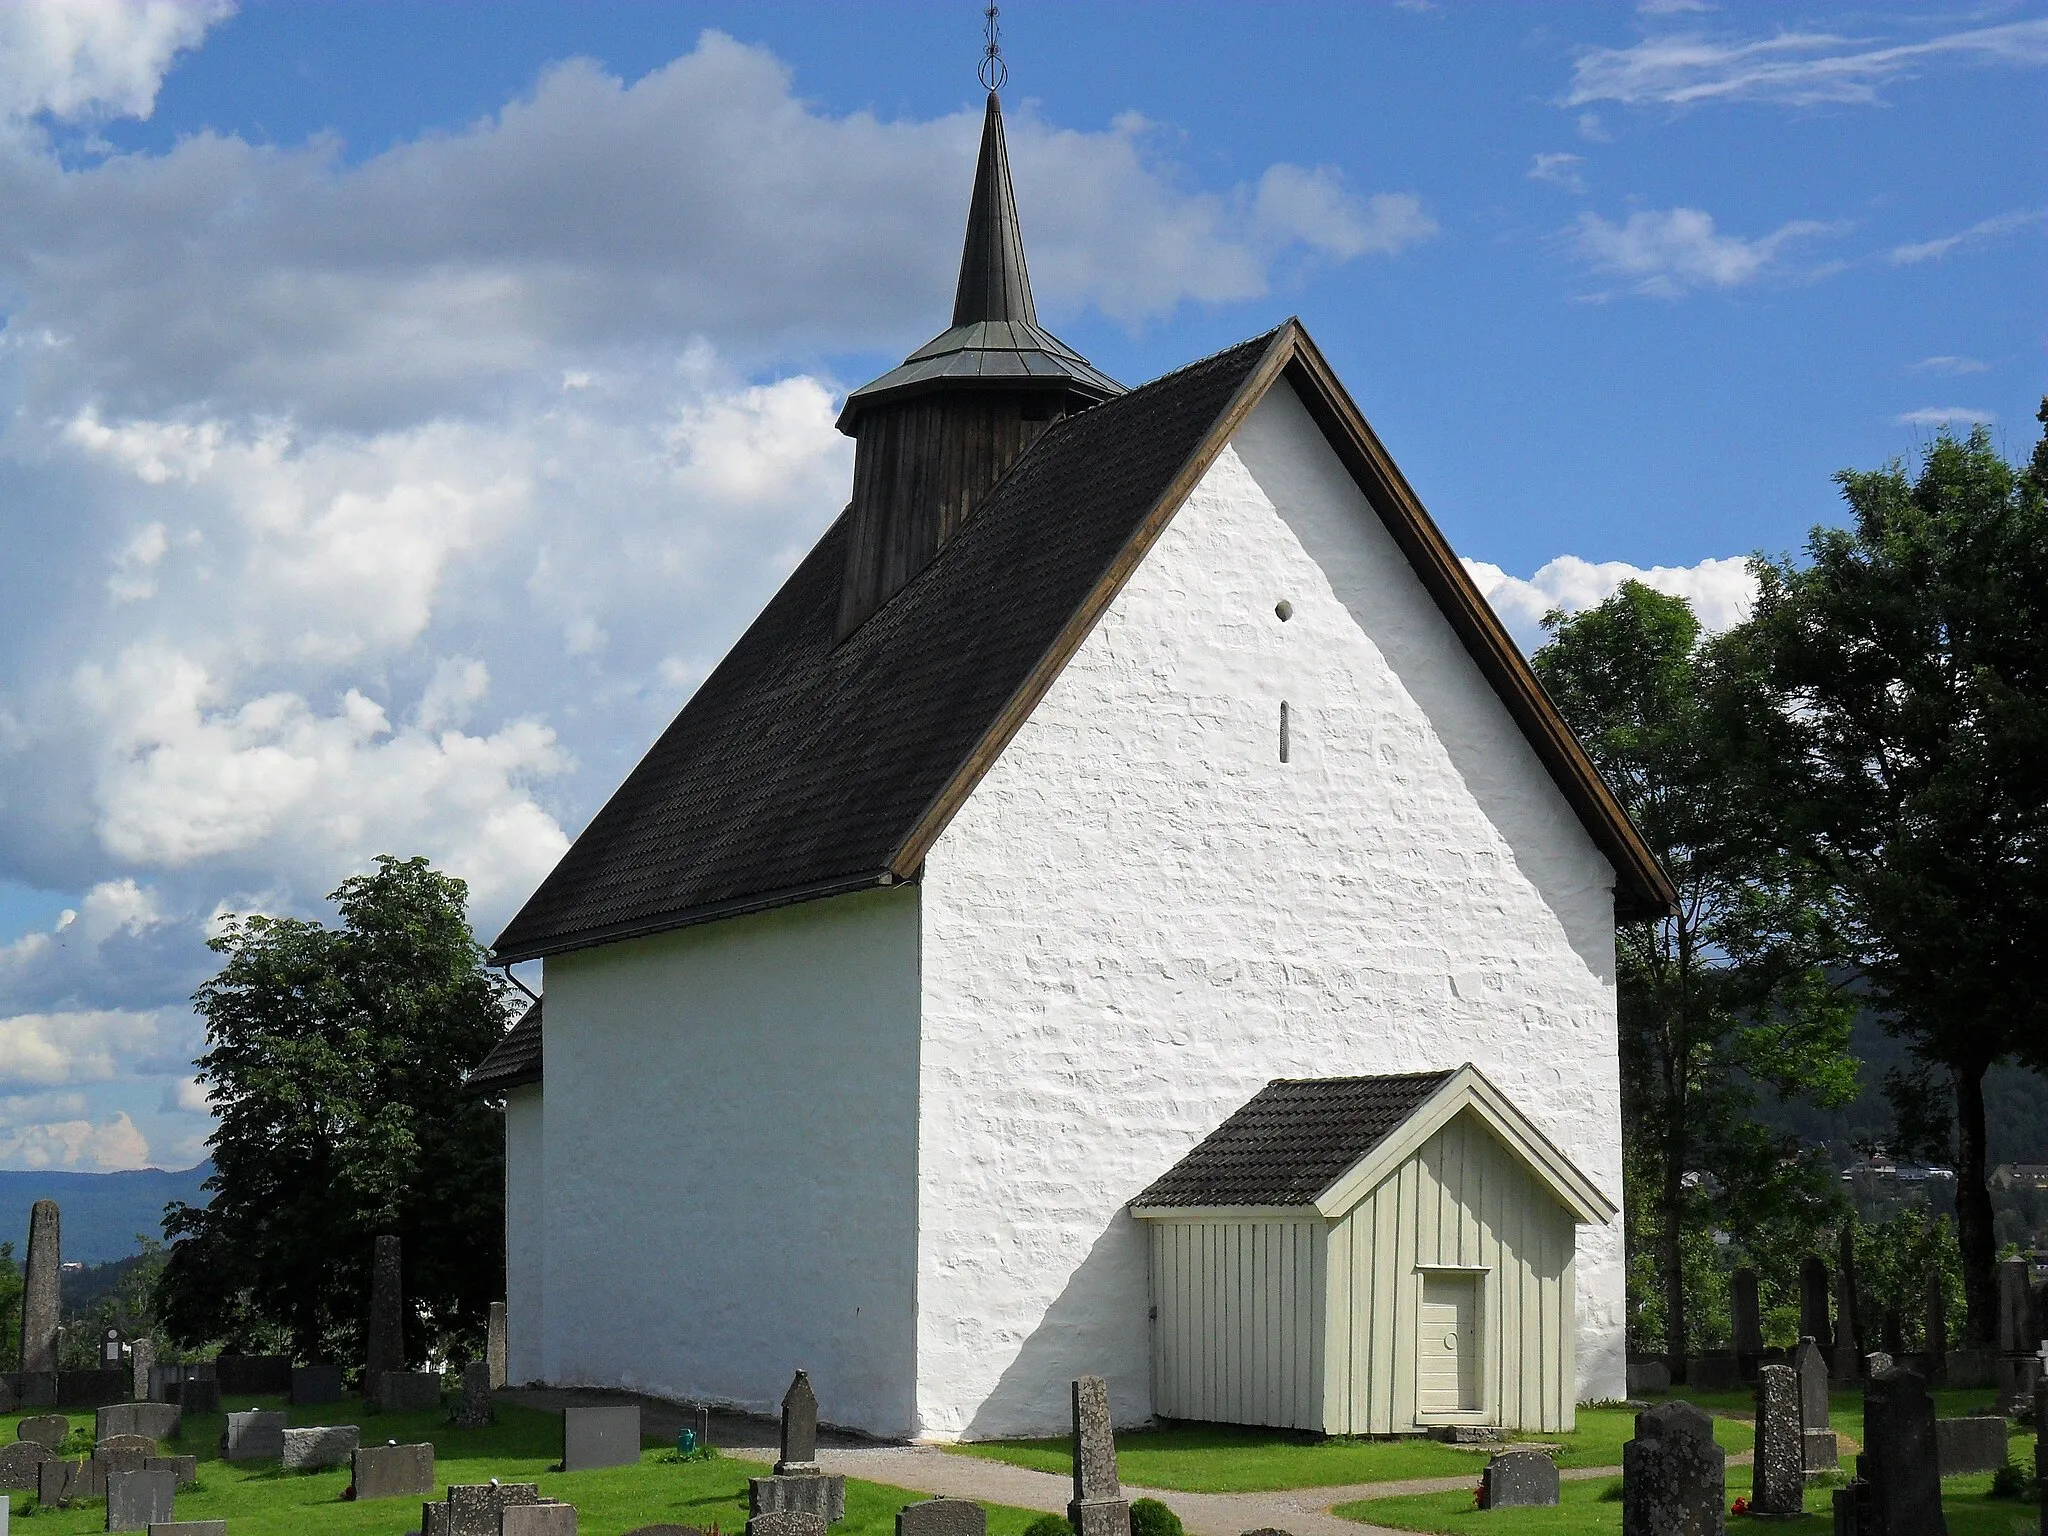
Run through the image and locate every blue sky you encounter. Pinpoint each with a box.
[0,1,2040,1172]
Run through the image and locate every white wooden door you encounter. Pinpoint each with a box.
[1418,1273,1479,1415]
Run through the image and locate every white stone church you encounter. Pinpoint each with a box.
[470,90,1671,1443]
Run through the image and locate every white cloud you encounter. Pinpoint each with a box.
[1889,208,2047,266]
[0,0,232,123]
[1570,207,1842,296]
[0,1008,160,1090]
[0,1110,150,1170]
[1566,18,2048,109]
[1576,111,1613,142]
[1908,356,1988,375]
[1639,0,1715,13]
[1465,553,1757,651]
[1528,153,1588,194]
[161,1076,209,1114]
[1896,406,1995,427]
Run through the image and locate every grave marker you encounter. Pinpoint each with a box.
[146,1455,196,1487]
[1794,1336,1836,1473]
[106,1467,177,1531]
[282,1424,359,1471]
[221,1408,286,1462]
[18,1414,67,1448]
[452,1359,495,1429]
[1730,1269,1762,1379]
[1834,1363,1945,1536]
[444,1480,540,1536]
[350,1441,434,1500]
[504,1505,579,1536]
[19,1201,59,1374]
[0,1440,52,1491]
[1933,1417,2009,1476]
[147,1524,226,1536]
[129,1338,156,1404]
[367,1233,404,1383]
[778,1371,819,1474]
[1068,1376,1131,1536]
[290,1363,344,1405]
[1620,1399,1724,1536]
[488,1302,509,1390]
[1832,1269,1861,1384]
[1479,1448,1558,1508]
[1799,1255,1831,1346]
[563,1405,638,1472]
[99,1403,180,1443]
[896,1497,985,1536]
[1749,1364,1802,1516]
[746,1512,827,1536]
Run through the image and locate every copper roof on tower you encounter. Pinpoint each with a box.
[836,93,1123,431]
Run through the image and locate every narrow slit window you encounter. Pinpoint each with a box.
[1279,701,1291,763]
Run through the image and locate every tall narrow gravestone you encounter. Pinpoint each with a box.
[1621,1400,1725,1536]
[1832,1269,1861,1385]
[748,1373,844,1523]
[2034,1378,2046,1536]
[1800,1256,1832,1347]
[1835,1363,1945,1536]
[367,1234,404,1391]
[487,1302,509,1390]
[1067,1376,1131,1536]
[129,1338,156,1404]
[1795,1336,1836,1473]
[1731,1268,1763,1380]
[1749,1364,1803,1516]
[19,1200,60,1374]
[779,1370,818,1474]
[1997,1257,2042,1412]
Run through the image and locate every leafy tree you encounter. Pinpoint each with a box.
[1535,582,1856,1381]
[1748,408,2048,1343]
[158,856,511,1366]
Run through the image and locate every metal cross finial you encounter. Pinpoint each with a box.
[979,3,1007,92]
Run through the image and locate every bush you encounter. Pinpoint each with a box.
[1987,1460,2039,1502]
[1129,1498,1183,1536]
[1021,1517,1073,1536]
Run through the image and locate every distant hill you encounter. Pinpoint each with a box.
[0,1165,212,1266]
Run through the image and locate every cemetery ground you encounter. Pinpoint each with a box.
[0,1394,1048,1536]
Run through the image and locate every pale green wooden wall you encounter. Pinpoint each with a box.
[1147,1216,1325,1429]
[1321,1108,1578,1435]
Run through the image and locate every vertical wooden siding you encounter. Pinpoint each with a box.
[1319,1109,1577,1435]
[1149,1217,1325,1429]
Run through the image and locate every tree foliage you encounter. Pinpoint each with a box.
[157,856,511,1365]
[1747,407,2048,1343]
[1535,582,1856,1377]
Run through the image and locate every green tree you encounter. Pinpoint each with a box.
[158,856,511,1366]
[1749,408,2048,1343]
[1535,582,1856,1381]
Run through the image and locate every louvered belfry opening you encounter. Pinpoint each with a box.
[834,92,1124,641]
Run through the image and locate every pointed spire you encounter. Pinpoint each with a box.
[952,92,1036,328]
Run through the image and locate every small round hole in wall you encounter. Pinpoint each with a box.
[1275,599,1294,621]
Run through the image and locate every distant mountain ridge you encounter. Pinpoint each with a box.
[0,1164,212,1266]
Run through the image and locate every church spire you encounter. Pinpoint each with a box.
[951,93,1036,328]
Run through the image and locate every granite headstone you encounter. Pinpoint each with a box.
[100,1403,180,1443]
[282,1423,359,1471]
[98,1437,157,1471]
[1795,1336,1836,1472]
[751,1474,845,1524]
[487,1302,509,1390]
[503,1505,579,1536]
[19,1201,60,1375]
[1731,1268,1763,1376]
[1932,1416,2010,1476]
[1749,1364,1803,1517]
[350,1440,434,1500]
[129,1339,155,1405]
[221,1408,286,1462]
[562,1405,639,1472]
[106,1467,177,1531]
[746,1512,827,1536]
[176,1378,219,1415]
[1479,1448,1558,1508]
[145,1455,196,1488]
[1067,1376,1130,1536]
[1799,1256,1832,1346]
[0,1440,52,1491]
[18,1413,67,1447]
[290,1363,344,1405]
[778,1371,819,1474]
[1833,1269,1862,1384]
[452,1359,494,1429]
[367,1233,404,1383]
[1620,1399,1724,1536]
[1849,1363,1946,1536]
[445,1480,540,1536]
[146,1523,226,1536]
[371,1370,442,1412]
[896,1498,985,1536]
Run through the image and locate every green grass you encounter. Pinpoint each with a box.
[1636,1385,2006,1452]
[0,1396,1047,1536]
[1337,1466,2041,1535]
[946,1411,1751,1492]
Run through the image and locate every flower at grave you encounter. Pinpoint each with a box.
[1472,1480,1486,1509]
[1731,1495,1750,1516]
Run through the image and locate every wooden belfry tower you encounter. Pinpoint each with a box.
[833,72,1124,638]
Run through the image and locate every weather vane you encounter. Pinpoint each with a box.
[979,3,1007,93]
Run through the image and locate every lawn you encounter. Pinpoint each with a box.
[1337,1467,2039,1535]
[0,1395,1046,1536]
[946,1410,1752,1492]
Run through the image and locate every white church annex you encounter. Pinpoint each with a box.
[470,89,1673,1442]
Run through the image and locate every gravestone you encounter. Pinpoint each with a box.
[0,1440,52,1491]
[0,1373,16,1412]
[98,1438,156,1472]
[487,1302,509,1390]
[282,1423,360,1471]
[1731,1269,1763,1378]
[1795,1336,1836,1472]
[778,1370,820,1474]
[1750,1363,1803,1517]
[1067,1376,1130,1536]
[214,1355,290,1395]
[1839,1227,1863,1349]
[129,1338,155,1404]
[146,1455,196,1487]
[367,1233,404,1383]
[746,1512,827,1536]
[147,1524,226,1536]
[751,1475,846,1524]
[39,1454,107,1503]
[452,1359,494,1428]
[101,1326,124,1370]
[19,1201,60,1374]
[1620,1399,1724,1536]
[444,1480,540,1536]
[19,1413,68,1447]
[562,1405,639,1472]
[290,1362,344,1405]
[1687,1354,1742,1392]
[2035,1379,2046,1536]
[503,1505,579,1536]
[1924,1271,1948,1387]
[371,1370,442,1412]
[1800,1255,1832,1346]
[1842,1363,1945,1536]
[1832,1269,1861,1384]
[1479,1448,1558,1508]
[897,1497,985,1536]
[1997,1257,2043,1412]
[1933,1417,2010,1476]
[100,1402,180,1442]
[1626,1360,1670,1396]
[221,1408,286,1461]
[12,1371,55,1408]
[350,1441,434,1500]
[176,1377,219,1415]
[1881,1308,1902,1357]
[107,1467,177,1531]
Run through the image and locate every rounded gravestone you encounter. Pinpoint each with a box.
[17,1413,67,1448]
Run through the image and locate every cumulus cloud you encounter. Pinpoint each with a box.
[0,1110,151,1170]
[1465,554,1757,651]
[0,0,232,123]
[1566,18,2048,109]
[1888,208,2046,266]
[1896,406,1995,428]
[1528,153,1588,194]
[1569,207,1843,296]
[0,1008,162,1091]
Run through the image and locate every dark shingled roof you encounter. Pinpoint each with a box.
[465,999,542,1094]
[492,330,1279,962]
[1131,1072,1457,1208]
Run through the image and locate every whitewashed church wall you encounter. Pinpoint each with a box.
[915,378,1624,1440]
[503,1084,544,1387]
[537,886,923,1436]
